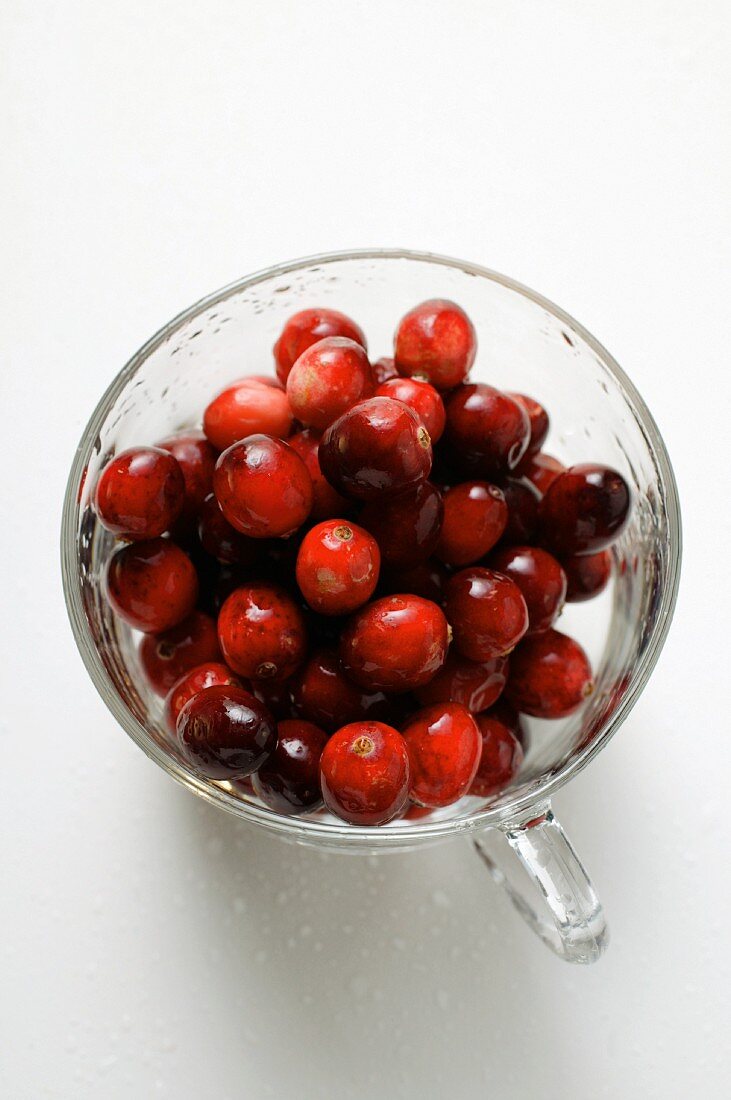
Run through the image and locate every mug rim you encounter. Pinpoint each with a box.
[60,248,682,846]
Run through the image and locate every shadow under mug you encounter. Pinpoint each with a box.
[61,250,681,963]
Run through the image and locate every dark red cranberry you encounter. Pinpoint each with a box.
[252,678,296,721]
[359,481,443,567]
[490,546,567,634]
[379,558,448,603]
[486,698,527,746]
[139,610,221,696]
[197,493,260,565]
[95,447,185,540]
[177,684,276,779]
[445,385,530,476]
[499,477,541,544]
[470,710,524,798]
[340,594,449,692]
[213,435,312,538]
[288,429,350,520]
[540,464,632,555]
[563,549,613,602]
[507,393,549,454]
[273,308,367,385]
[414,651,509,712]
[295,521,380,615]
[252,719,328,814]
[291,648,369,731]
[320,721,409,825]
[394,300,476,390]
[218,582,308,681]
[372,356,399,384]
[203,379,293,452]
[158,432,217,520]
[106,538,198,632]
[506,629,594,718]
[375,377,446,442]
[516,451,565,495]
[164,661,241,732]
[444,567,528,661]
[319,397,432,501]
[402,703,481,808]
[286,337,374,430]
[435,481,507,566]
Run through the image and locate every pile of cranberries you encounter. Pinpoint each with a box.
[94,299,632,826]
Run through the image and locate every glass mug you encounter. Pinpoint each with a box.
[61,250,681,964]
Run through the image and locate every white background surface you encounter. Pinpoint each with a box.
[2,2,730,1097]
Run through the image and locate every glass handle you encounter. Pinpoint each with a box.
[472,804,609,964]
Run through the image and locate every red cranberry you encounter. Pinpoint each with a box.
[139,610,221,696]
[444,567,528,661]
[359,481,443,567]
[563,549,613,602]
[319,397,432,501]
[177,684,276,779]
[106,538,198,632]
[197,493,260,565]
[252,718,327,814]
[273,308,367,385]
[286,337,374,431]
[445,385,530,476]
[95,447,185,540]
[218,582,307,681]
[402,703,481,808]
[164,661,241,732]
[435,481,507,566]
[295,521,380,615]
[487,698,527,746]
[490,546,567,634]
[291,648,368,731]
[507,393,549,454]
[499,477,541,544]
[540,464,632,555]
[340,594,449,692]
[414,651,509,712]
[516,451,565,495]
[372,356,399,384]
[158,432,217,520]
[375,377,446,442]
[379,558,448,603]
[470,711,524,798]
[203,379,293,451]
[288,429,350,520]
[402,802,433,820]
[252,678,296,721]
[394,299,476,390]
[320,721,409,825]
[506,629,594,718]
[213,435,312,538]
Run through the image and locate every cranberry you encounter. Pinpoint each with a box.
[470,711,524,798]
[273,308,367,385]
[359,481,443,567]
[490,546,567,634]
[288,429,350,520]
[286,337,374,431]
[252,678,296,721]
[394,299,476,390]
[291,648,368,731]
[563,549,613,602]
[379,558,448,603]
[375,377,446,442]
[540,464,632,555]
[499,477,541,544]
[487,698,527,746]
[435,481,507,566]
[402,802,433,820]
[402,703,481,808]
[444,567,528,661]
[252,719,328,814]
[372,356,399,384]
[295,521,380,615]
[106,538,198,632]
[414,651,509,712]
[95,446,185,540]
[320,721,409,825]
[516,451,565,495]
[213,435,312,538]
[197,493,260,565]
[177,684,276,779]
[158,432,217,520]
[139,610,221,696]
[218,582,307,681]
[506,629,594,718]
[164,661,241,732]
[203,379,293,451]
[507,393,549,454]
[445,385,530,476]
[319,397,432,501]
[340,594,449,692]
